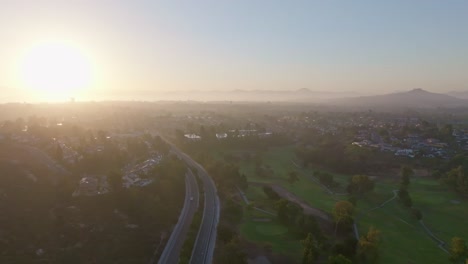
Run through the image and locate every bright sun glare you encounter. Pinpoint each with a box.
[20,41,92,101]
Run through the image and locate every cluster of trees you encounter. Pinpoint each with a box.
[295,137,394,175]
[397,166,426,223]
[333,201,354,235]
[433,154,468,196]
[263,186,324,240]
[215,198,247,264]
[397,188,412,208]
[275,199,322,238]
[74,134,169,175]
[262,185,280,200]
[346,175,374,197]
[206,161,248,195]
[175,124,289,155]
[398,166,413,208]
[316,171,340,189]
[301,200,360,263]
[262,187,330,263]
[443,166,468,196]
[301,232,323,263]
[0,154,186,263]
[357,227,381,263]
[449,237,468,263]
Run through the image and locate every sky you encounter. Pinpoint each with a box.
[1,0,468,101]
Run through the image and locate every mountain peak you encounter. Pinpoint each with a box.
[408,88,428,94]
[296,88,311,93]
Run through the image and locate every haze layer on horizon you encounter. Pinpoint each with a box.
[1,0,468,102]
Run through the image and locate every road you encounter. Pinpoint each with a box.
[152,133,220,264]
[155,169,199,264]
[170,149,220,264]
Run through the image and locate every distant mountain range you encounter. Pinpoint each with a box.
[334,88,468,108]
[97,88,468,108]
[143,88,360,102]
[448,90,468,99]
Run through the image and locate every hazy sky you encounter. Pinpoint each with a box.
[1,1,468,101]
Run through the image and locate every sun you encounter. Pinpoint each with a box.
[19,41,93,101]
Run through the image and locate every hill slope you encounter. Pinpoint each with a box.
[335,88,468,108]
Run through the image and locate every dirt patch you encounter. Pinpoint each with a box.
[270,184,331,222]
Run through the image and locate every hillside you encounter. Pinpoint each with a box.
[448,90,468,99]
[334,88,468,108]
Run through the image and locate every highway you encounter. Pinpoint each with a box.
[153,132,220,264]
[170,149,220,264]
[154,169,199,264]
[188,159,219,264]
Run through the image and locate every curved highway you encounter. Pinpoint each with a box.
[152,133,220,264]
[171,150,220,264]
[155,170,199,264]
[188,160,219,264]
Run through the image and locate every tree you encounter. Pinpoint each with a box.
[333,237,358,259]
[328,254,353,264]
[443,166,468,197]
[449,237,468,263]
[319,172,338,188]
[358,226,381,263]
[347,175,374,196]
[400,166,413,187]
[411,208,423,220]
[216,237,247,264]
[302,233,321,264]
[397,188,412,208]
[288,171,299,184]
[333,201,354,236]
[263,185,280,200]
[275,199,302,226]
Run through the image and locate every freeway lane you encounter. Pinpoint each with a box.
[153,170,199,264]
[189,162,219,264]
[171,150,220,264]
[151,132,220,264]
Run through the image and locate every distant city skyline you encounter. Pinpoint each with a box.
[1,1,468,101]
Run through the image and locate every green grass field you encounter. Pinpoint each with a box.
[356,177,468,264]
[220,145,468,263]
[240,209,302,258]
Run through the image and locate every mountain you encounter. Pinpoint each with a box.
[335,88,468,108]
[447,90,468,99]
[151,88,360,102]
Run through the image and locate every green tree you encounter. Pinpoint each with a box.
[397,188,413,208]
[411,208,423,220]
[347,175,374,196]
[216,237,247,264]
[302,233,321,264]
[358,226,381,263]
[328,254,353,264]
[449,237,468,263]
[400,166,413,187]
[333,200,354,236]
